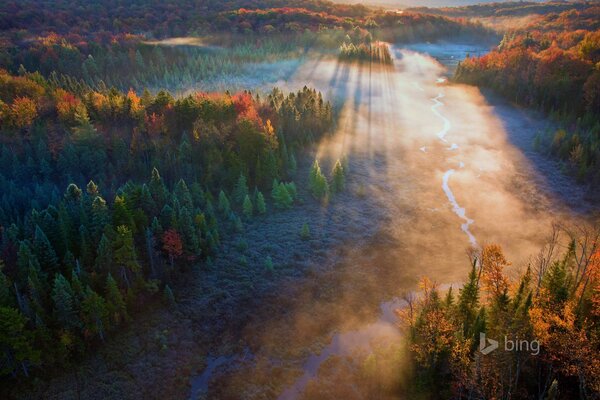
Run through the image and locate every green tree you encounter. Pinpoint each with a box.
[256,191,266,214]
[0,307,39,377]
[113,225,140,289]
[233,174,249,205]
[33,226,59,274]
[242,195,253,218]
[218,190,231,215]
[300,223,311,240]
[105,274,127,325]
[331,159,345,193]
[309,159,329,200]
[51,274,80,330]
[80,286,108,341]
[273,183,293,209]
[95,234,113,276]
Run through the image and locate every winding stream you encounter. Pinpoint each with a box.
[187,42,587,399]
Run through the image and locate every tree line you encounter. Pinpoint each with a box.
[399,226,600,399]
[0,67,334,381]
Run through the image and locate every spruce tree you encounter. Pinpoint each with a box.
[233,174,249,205]
[300,223,311,240]
[95,234,113,276]
[105,274,127,325]
[309,160,329,200]
[81,286,108,341]
[256,191,266,214]
[51,274,80,330]
[242,195,253,219]
[33,226,59,274]
[218,190,230,215]
[331,159,345,193]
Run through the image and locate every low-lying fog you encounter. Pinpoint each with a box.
[187,43,590,399]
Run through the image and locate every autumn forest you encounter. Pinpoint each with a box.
[0,1,599,399]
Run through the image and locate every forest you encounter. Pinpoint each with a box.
[0,0,599,399]
[401,232,600,399]
[0,64,336,381]
[452,4,600,188]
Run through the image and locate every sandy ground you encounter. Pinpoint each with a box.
[14,45,593,400]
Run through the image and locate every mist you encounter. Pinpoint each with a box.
[187,44,588,399]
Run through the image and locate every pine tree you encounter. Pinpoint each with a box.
[51,274,80,330]
[233,174,249,205]
[242,195,253,219]
[112,195,134,230]
[64,183,82,202]
[33,226,59,274]
[80,286,108,341]
[91,196,109,238]
[105,274,127,325]
[300,222,311,240]
[0,306,40,377]
[256,191,266,214]
[113,226,140,289]
[86,180,99,197]
[174,179,193,211]
[218,190,230,215]
[309,159,329,200]
[458,260,480,337]
[331,159,345,193]
[273,183,293,209]
[149,167,167,208]
[95,234,113,276]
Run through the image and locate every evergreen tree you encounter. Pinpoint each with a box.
[331,159,346,193]
[233,174,249,205]
[0,306,40,377]
[51,274,79,330]
[218,190,230,215]
[105,274,127,325]
[149,167,167,208]
[300,222,311,240]
[112,195,134,230]
[80,286,108,341]
[309,159,329,200]
[273,183,293,209]
[242,195,253,219]
[95,234,113,276]
[33,226,59,274]
[113,226,140,289]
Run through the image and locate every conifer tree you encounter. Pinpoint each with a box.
[113,226,140,289]
[233,174,249,205]
[309,160,329,200]
[273,183,293,209]
[300,223,311,240]
[218,190,230,215]
[0,306,39,377]
[113,195,134,230]
[95,234,113,276]
[256,191,266,214]
[51,274,79,330]
[80,286,108,341]
[33,226,59,274]
[105,274,127,325]
[331,159,345,193]
[242,195,253,219]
